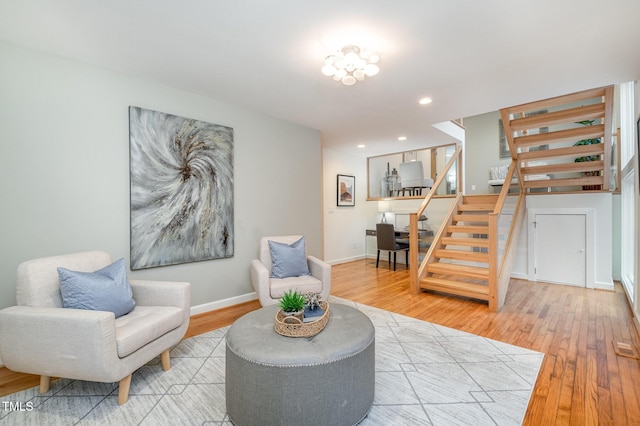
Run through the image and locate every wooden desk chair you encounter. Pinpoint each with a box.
[376,223,409,271]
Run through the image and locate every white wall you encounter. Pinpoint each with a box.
[322,147,456,265]
[322,148,373,264]
[463,111,508,194]
[0,42,323,310]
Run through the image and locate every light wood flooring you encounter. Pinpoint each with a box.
[334,259,640,426]
[2,258,639,425]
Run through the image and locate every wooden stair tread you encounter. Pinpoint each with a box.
[502,86,608,116]
[420,277,489,300]
[509,103,605,131]
[457,204,495,212]
[434,249,489,263]
[521,160,604,176]
[514,124,604,148]
[441,237,490,248]
[523,175,603,188]
[427,262,489,279]
[453,214,489,223]
[518,143,604,162]
[462,195,498,203]
[447,225,488,234]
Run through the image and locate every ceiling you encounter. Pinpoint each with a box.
[1,0,639,156]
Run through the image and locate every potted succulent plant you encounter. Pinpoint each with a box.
[278,289,306,321]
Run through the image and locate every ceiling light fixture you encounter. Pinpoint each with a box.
[419,97,433,105]
[321,45,380,86]
[398,136,407,141]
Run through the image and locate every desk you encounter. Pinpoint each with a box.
[365,228,433,265]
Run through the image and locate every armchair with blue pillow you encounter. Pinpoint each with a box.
[250,235,331,306]
[0,251,190,405]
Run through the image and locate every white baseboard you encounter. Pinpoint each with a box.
[510,271,528,280]
[593,280,615,291]
[326,254,365,265]
[190,292,258,316]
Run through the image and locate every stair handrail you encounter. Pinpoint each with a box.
[409,146,462,294]
[487,159,524,310]
[491,159,520,215]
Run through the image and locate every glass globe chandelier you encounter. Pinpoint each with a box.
[321,45,380,86]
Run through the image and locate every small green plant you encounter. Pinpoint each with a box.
[279,289,305,313]
[573,120,601,163]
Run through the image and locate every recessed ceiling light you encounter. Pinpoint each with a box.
[418,97,433,105]
[397,136,407,141]
[357,144,365,148]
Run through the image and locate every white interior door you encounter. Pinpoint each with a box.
[534,214,586,287]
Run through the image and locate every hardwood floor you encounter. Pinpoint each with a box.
[332,259,640,426]
[1,259,639,425]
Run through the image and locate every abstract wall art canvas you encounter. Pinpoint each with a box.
[129,106,234,270]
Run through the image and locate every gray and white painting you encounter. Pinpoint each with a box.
[129,106,234,270]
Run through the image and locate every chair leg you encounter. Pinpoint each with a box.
[161,349,171,371]
[39,375,51,394]
[118,374,132,405]
[388,252,391,268]
[376,250,381,268]
[406,251,409,268]
[393,252,397,271]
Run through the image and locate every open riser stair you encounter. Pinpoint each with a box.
[500,85,613,193]
[410,86,614,313]
[420,195,497,302]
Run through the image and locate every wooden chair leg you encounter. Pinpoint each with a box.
[388,252,391,268]
[39,375,51,394]
[161,349,171,371]
[393,252,397,271]
[118,374,132,405]
[376,250,380,268]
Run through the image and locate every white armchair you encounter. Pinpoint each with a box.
[250,235,331,306]
[0,251,190,404]
[399,161,434,196]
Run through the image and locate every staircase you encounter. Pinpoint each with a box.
[420,195,496,303]
[410,85,615,313]
[500,85,613,193]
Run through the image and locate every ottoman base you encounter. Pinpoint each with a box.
[225,304,375,426]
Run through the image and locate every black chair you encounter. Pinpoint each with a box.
[376,223,409,271]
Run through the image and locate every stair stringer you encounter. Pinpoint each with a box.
[491,191,526,311]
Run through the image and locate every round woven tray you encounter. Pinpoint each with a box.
[274,301,330,338]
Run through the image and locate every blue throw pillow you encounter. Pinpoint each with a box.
[58,258,136,318]
[268,237,311,279]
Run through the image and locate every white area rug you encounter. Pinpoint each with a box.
[0,297,544,425]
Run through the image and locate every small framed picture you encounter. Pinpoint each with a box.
[337,174,355,207]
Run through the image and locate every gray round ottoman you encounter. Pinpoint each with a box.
[225,303,375,426]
